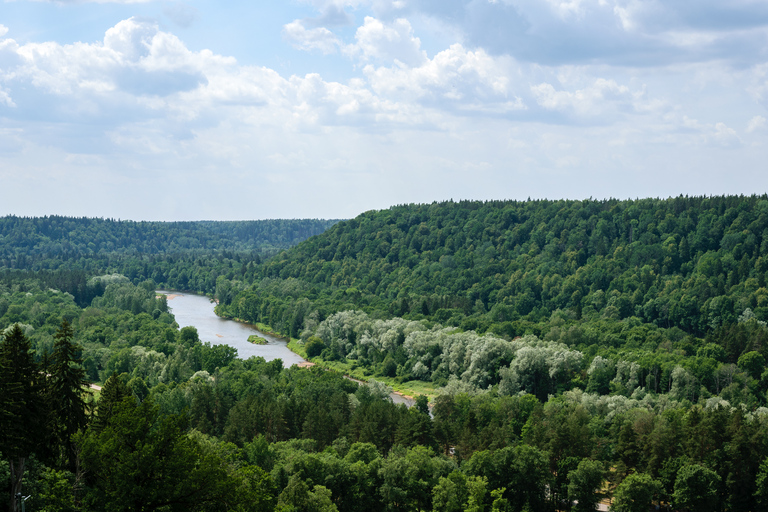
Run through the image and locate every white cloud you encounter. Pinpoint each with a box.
[712,122,741,148]
[0,13,765,221]
[747,115,767,132]
[0,88,15,107]
[283,20,342,54]
[7,18,214,101]
[0,25,8,38]
[346,17,427,66]
[531,78,640,117]
[364,43,523,113]
[664,115,743,148]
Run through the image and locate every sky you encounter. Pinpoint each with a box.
[1,0,767,221]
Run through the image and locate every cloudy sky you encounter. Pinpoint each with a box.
[1,0,767,220]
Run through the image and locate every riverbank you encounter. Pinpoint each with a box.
[241,319,438,402]
[169,292,434,404]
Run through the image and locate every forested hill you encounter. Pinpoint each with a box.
[222,195,768,343]
[0,216,341,268]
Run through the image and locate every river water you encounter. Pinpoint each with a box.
[161,291,414,406]
[161,291,306,367]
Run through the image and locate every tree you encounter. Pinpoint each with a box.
[179,326,200,346]
[568,459,605,511]
[756,457,768,508]
[49,319,91,469]
[737,351,765,381]
[277,474,338,512]
[79,397,239,512]
[432,471,468,512]
[673,464,720,512]
[611,473,662,512]
[90,372,131,432]
[0,324,47,512]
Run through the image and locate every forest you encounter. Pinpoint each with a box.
[2,197,768,512]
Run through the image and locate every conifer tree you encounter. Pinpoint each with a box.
[0,324,46,512]
[49,318,91,469]
[91,371,132,432]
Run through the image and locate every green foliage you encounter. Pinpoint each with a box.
[0,216,339,265]
[756,457,768,507]
[611,472,662,512]
[567,459,604,512]
[79,397,253,512]
[36,467,77,512]
[737,350,766,380]
[4,199,768,512]
[48,319,91,469]
[673,464,721,512]
[0,323,47,511]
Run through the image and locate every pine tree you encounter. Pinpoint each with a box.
[0,324,46,512]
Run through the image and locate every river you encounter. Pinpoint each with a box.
[161,291,305,367]
[160,291,414,406]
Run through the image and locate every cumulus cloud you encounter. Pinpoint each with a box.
[8,18,212,99]
[283,20,342,54]
[0,14,760,221]
[531,78,645,118]
[304,4,355,27]
[669,116,742,148]
[346,17,427,66]
[0,88,15,108]
[364,43,524,114]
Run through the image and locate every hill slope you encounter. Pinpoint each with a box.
[223,196,768,337]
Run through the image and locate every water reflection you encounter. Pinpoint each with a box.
[160,291,306,368]
[161,291,416,406]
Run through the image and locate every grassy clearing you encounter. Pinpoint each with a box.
[304,358,438,400]
[255,322,438,401]
[287,338,308,359]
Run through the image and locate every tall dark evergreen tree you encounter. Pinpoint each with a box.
[49,319,91,469]
[91,371,132,432]
[0,324,46,512]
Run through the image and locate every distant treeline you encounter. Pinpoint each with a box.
[0,216,341,305]
[0,216,341,269]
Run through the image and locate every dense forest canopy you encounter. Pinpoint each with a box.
[2,197,768,512]
[0,216,341,268]
[224,196,768,333]
[0,216,341,306]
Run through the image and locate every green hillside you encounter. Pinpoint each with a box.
[218,196,768,396]
[2,198,768,511]
[223,196,767,335]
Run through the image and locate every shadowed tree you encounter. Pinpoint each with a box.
[49,319,91,469]
[673,464,720,512]
[78,397,243,512]
[0,324,47,512]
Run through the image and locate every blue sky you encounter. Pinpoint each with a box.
[1,0,767,220]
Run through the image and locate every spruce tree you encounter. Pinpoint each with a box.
[91,371,132,432]
[49,319,91,469]
[0,324,46,512]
